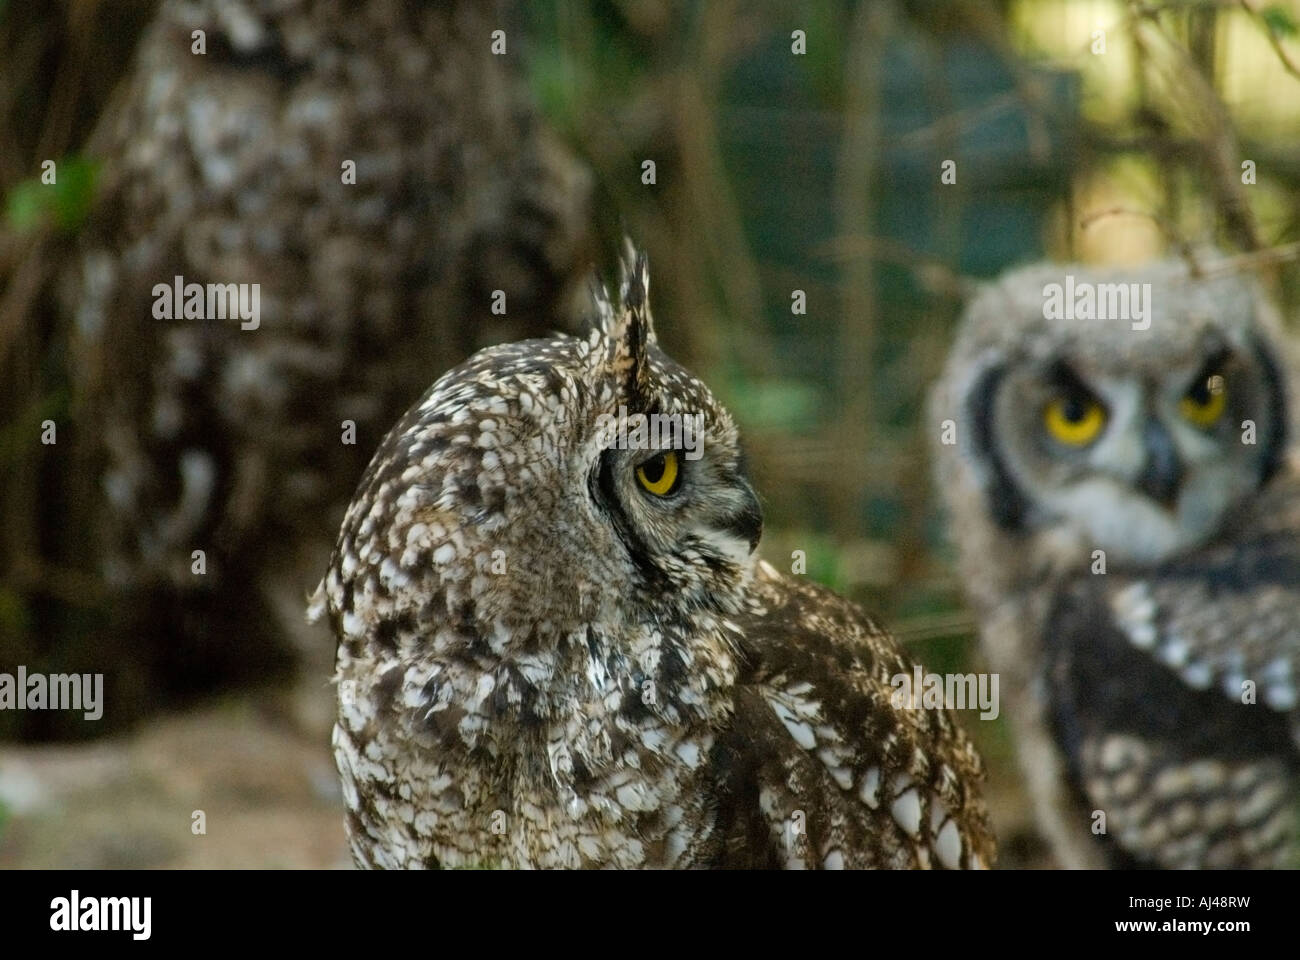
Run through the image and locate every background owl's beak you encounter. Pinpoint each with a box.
[1137,418,1183,508]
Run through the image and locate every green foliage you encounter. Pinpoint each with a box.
[1261,4,1299,37]
[718,373,821,432]
[790,0,847,107]
[789,532,850,592]
[0,388,68,469]
[5,156,98,233]
[525,2,652,140]
[0,587,31,641]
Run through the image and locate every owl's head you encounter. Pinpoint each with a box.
[318,246,761,649]
[932,256,1291,576]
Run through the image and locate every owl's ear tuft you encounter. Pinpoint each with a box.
[617,239,656,340]
[594,240,657,407]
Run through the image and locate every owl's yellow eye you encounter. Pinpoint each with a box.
[1180,374,1227,428]
[636,451,680,496]
[1044,395,1106,446]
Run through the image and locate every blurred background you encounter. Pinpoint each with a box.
[1,0,1298,868]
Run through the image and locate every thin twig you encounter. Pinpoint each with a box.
[1240,0,1300,81]
[1193,240,1300,278]
[817,234,979,301]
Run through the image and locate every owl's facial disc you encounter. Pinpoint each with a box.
[977,334,1285,565]
[589,395,762,590]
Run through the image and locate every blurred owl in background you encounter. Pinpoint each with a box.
[3,0,592,732]
[312,249,995,869]
[930,254,1300,868]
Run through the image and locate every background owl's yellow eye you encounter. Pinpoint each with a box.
[1044,395,1106,446]
[636,451,680,496]
[1180,374,1227,427]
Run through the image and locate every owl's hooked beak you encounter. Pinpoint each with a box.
[724,479,764,554]
[1137,417,1183,509]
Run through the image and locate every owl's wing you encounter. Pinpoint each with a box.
[1093,471,1300,720]
[1044,476,1300,867]
[711,562,995,869]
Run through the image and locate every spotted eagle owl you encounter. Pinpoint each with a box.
[310,249,994,869]
[930,254,1300,868]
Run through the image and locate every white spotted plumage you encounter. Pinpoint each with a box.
[313,245,994,869]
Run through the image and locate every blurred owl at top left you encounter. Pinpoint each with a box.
[1,0,593,736]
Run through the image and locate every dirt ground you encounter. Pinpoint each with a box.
[0,679,351,869]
